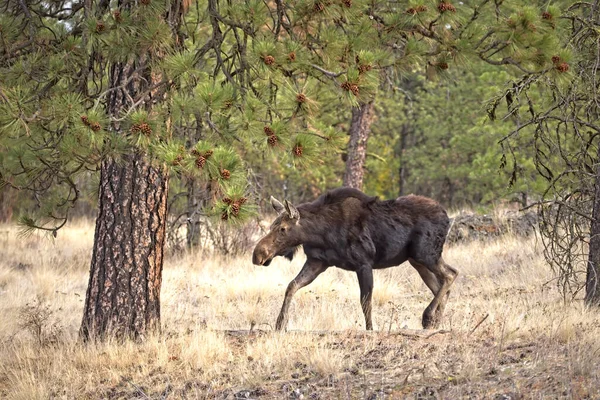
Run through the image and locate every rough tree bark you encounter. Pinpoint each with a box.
[80,154,168,340]
[343,101,375,189]
[585,145,600,306]
[80,59,169,341]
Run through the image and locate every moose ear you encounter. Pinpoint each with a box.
[284,200,300,221]
[270,196,285,214]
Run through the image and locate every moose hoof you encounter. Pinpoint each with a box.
[422,313,439,330]
[275,316,286,331]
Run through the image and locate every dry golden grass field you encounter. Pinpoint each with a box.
[1,220,600,399]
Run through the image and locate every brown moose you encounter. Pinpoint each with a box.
[252,187,458,331]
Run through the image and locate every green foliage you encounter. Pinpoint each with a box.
[0,0,572,231]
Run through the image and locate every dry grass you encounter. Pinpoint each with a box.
[1,220,600,399]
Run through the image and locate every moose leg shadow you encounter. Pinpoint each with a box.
[275,259,328,331]
[409,257,458,329]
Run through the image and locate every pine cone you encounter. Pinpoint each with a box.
[342,0,352,7]
[349,84,359,97]
[296,93,307,103]
[416,5,428,12]
[288,52,296,62]
[438,2,456,13]
[263,55,275,65]
[293,144,303,157]
[406,8,417,15]
[195,156,206,169]
[541,11,552,20]
[221,212,229,221]
[203,150,214,158]
[341,81,352,91]
[231,203,241,216]
[438,62,449,70]
[314,2,325,12]
[139,122,152,136]
[81,115,90,126]
[113,10,122,23]
[264,126,275,136]
[172,155,183,166]
[556,62,569,73]
[238,197,247,205]
[90,122,102,132]
[96,21,106,33]
[221,169,231,180]
[551,55,560,64]
[223,197,233,205]
[191,149,200,157]
[268,135,278,147]
[358,64,372,74]
[140,0,151,5]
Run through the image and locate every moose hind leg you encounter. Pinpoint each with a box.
[356,267,374,330]
[276,260,327,331]
[410,257,457,329]
[421,258,457,329]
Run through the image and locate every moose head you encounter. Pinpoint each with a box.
[252,197,302,266]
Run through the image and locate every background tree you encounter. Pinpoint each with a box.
[489,2,600,304]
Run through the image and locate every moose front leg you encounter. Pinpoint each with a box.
[356,267,374,330]
[276,259,327,331]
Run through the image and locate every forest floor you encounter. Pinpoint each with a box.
[0,220,599,399]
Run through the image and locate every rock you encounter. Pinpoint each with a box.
[447,211,538,243]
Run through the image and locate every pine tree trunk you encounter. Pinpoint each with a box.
[585,147,600,306]
[80,154,168,340]
[343,101,375,189]
[80,57,169,340]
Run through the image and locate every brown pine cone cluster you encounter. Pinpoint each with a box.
[358,64,372,74]
[296,93,307,103]
[541,11,552,20]
[314,2,325,12]
[113,10,122,23]
[81,115,102,131]
[220,169,231,180]
[555,62,569,73]
[131,122,152,136]
[96,21,106,33]
[263,55,275,65]
[267,134,278,147]
[264,126,275,136]
[551,55,569,73]
[171,155,184,166]
[341,81,359,96]
[437,62,449,70]
[190,149,213,169]
[288,52,296,62]
[438,2,456,13]
[221,197,248,220]
[341,0,352,7]
[406,5,427,14]
[293,144,303,157]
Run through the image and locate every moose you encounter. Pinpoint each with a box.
[252,187,458,331]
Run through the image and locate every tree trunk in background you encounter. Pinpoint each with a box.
[585,149,600,306]
[397,124,408,197]
[80,154,168,340]
[343,101,375,189]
